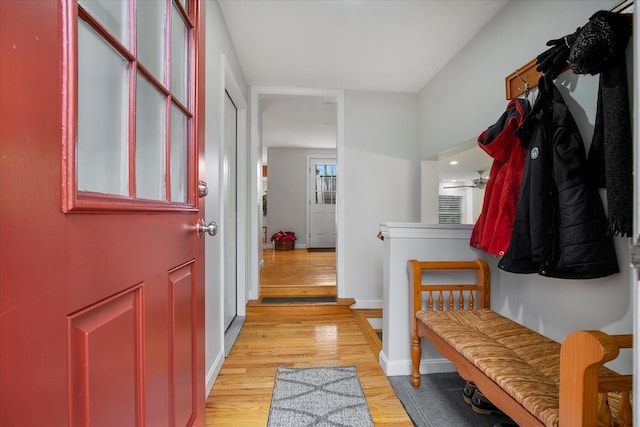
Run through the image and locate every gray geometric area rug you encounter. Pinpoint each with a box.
[388,373,515,427]
[267,366,374,427]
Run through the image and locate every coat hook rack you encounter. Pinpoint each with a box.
[505,1,633,100]
[505,58,543,100]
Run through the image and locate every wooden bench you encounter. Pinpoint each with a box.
[408,259,633,427]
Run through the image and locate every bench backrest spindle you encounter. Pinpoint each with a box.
[597,394,612,426]
[618,390,632,426]
[408,259,491,355]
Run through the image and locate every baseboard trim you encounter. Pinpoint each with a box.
[379,351,455,376]
[224,316,245,357]
[205,350,225,397]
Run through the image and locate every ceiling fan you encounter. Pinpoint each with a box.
[443,170,488,190]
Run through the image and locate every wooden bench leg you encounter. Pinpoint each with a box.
[411,334,421,387]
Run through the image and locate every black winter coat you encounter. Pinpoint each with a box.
[498,77,619,279]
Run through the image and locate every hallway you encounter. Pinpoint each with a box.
[205,311,411,426]
[206,246,408,425]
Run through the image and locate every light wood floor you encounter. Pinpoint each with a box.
[205,313,411,426]
[259,246,336,298]
[205,247,411,426]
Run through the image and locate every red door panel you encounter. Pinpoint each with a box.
[170,263,197,426]
[66,214,199,311]
[68,286,143,426]
[0,1,207,426]
[144,278,172,427]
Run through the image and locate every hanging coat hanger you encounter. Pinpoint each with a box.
[515,68,530,100]
[505,58,543,99]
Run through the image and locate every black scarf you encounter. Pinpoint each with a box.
[569,10,632,236]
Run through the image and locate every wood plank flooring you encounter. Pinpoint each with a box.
[205,313,412,426]
[352,309,383,356]
[205,247,411,426]
[259,247,336,298]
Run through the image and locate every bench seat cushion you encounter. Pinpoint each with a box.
[416,309,562,427]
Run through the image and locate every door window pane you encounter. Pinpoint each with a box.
[77,19,129,196]
[136,73,166,200]
[78,0,129,48]
[171,4,188,105]
[170,105,188,203]
[136,0,166,84]
[70,0,196,210]
[315,164,336,205]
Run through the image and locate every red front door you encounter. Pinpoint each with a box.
[0,1,206,426]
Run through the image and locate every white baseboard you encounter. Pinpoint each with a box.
[379,351,455,376]
[205,350,225,397]
[267,243,308,249]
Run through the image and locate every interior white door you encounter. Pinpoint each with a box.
[223,92,237,330]
[308,158,336,248]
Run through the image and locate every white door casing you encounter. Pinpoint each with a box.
[223,92,237,330]
[250,87,345,301]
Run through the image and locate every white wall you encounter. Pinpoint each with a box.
[420,160,438,223]
[418,0,633,370]
[204,0,249,395]
[266,147,336,247]
[342,90,420,307]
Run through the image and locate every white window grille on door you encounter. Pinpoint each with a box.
[314,164,336,205]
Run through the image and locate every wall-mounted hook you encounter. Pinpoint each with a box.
[506,59,542,99]
[515,68,530,98]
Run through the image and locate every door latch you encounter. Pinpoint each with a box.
[198,181,208,198]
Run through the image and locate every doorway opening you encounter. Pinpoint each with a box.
[252,89,344,302]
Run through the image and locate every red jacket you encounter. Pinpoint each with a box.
[470,98,530,256]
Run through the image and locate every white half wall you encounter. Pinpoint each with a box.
[379,223,482,376]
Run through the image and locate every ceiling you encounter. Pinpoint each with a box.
[219,0,508,92]
[218,0,508,178]
[260,94,338,154]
